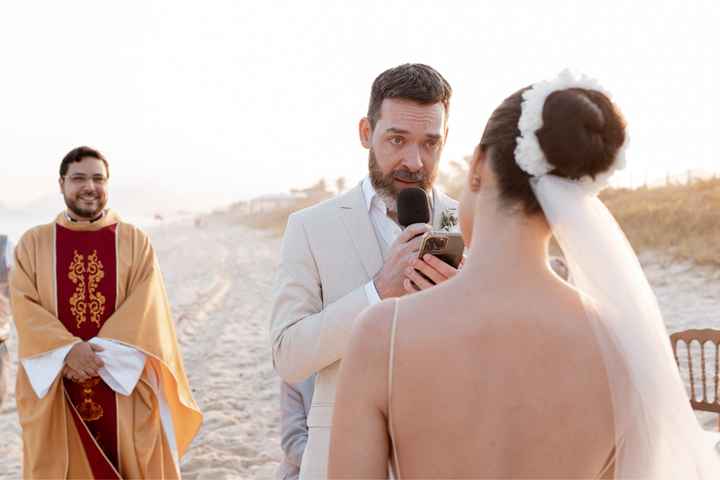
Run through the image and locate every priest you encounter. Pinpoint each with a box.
[10,146,202,478]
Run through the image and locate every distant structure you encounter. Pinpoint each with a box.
[247,192,308,214]
[335,177,347,194]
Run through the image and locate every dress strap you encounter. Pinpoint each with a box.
[388,298,402,479]
[597,445,616,478]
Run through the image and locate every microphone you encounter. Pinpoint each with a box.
[397,187,430,227]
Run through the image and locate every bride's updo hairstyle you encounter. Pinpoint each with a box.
[479,87,626,215]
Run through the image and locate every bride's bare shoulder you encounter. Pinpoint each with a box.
[355,299,397,335]
[344,300,397,363]
[337,300,399,407]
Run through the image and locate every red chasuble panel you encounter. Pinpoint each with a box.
[56,224,121,477]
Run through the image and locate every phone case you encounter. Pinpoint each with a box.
[418,232,464,268]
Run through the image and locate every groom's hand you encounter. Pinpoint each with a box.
[404,254,463,293]
[373,223,431,299]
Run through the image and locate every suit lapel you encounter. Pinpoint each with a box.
[337,184,384,279]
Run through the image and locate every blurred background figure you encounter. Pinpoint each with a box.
[0,234,13,408]
[277,374,315,480]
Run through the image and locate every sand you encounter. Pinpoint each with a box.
[639,251,720,431]
[0,218,718,478]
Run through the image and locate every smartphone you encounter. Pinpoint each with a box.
[417,231,464,269]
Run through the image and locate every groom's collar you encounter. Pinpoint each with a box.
[361,177,383,213]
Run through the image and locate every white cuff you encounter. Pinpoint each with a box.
[20,338,146,399]
[90,338,146,396]
[364,280,382,306]
[21,342,79,398]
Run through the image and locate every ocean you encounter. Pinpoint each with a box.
[0,210,53,243]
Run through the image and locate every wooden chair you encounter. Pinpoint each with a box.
[670,329,720,431]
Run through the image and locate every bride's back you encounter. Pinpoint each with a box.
[388,273,615,478]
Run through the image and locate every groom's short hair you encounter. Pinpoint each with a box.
[367,63,452,129]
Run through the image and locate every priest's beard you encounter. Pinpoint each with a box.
[368,149,435,213]
[64,190,108,220]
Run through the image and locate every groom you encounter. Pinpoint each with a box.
[270,63,459,479]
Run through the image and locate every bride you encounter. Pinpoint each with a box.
[327,71,720,479]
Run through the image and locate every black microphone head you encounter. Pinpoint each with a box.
[397,187,430,227]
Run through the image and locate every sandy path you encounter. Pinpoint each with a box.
[152,219,283,479]
[0,220,718,478]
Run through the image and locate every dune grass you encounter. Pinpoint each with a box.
[600,178,720,266]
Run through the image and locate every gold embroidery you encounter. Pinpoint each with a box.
[68,251,87,328]
[87,251,106,328]
[67,249,106,328]
[77,377,104,422]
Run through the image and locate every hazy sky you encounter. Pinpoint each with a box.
[1,0,718,210]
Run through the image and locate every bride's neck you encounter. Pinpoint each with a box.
[462,204,551,279]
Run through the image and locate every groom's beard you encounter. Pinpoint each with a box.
[368,149,435,213]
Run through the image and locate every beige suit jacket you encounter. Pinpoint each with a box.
[270,183,458,479]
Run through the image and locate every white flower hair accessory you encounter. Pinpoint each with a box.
[514,69,629,194]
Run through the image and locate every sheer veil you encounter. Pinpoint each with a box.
[532,174,720,478]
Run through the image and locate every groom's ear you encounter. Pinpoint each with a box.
[359,117,372,149]
[469,145,486,192]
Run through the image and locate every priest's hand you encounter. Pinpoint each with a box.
[64,342,105,378]
[62,364,91,383]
